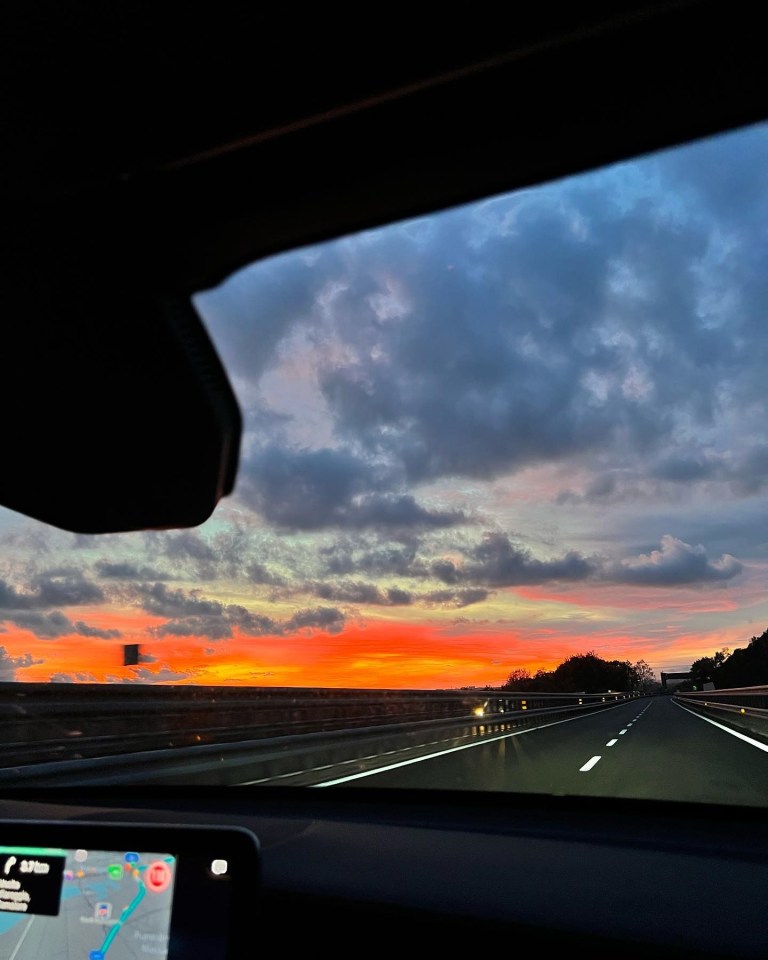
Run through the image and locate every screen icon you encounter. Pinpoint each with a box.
[95,901,112,920]
[3,856,16,875]
[210,859,228,876]
[107,864,123,881]
[145,860,172,893]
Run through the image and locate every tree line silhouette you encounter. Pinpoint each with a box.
[680,627,768,691]
[500,652,657,695]
[498,628,768,695]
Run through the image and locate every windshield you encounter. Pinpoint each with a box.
[2,120,768,804]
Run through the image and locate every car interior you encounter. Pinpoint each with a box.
[2,2,768,957]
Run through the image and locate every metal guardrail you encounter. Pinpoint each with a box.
[0,683,641,786]
[673,686,768,739]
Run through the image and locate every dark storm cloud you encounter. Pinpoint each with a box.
[237,445,465,532]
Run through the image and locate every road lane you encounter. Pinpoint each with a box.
[323,697,768,803]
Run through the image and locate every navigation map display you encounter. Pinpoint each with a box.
[0,821,260,960]
[0,843,175,959]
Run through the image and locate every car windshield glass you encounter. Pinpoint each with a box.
[2,119,768,803]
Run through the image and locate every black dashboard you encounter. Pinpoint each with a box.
[2,788,767,958]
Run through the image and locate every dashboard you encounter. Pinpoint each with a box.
[1,788,767,958]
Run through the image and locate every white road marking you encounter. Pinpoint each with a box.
[310,708,619,787]
[580,756,601,771]
[674,700,768,752]
[606,738,618,746]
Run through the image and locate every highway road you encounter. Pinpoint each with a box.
[298,696,768,803]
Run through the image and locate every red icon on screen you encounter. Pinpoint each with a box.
[145,860,172,893]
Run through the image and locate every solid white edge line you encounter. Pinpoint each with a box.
[311,703,628,787]
[673,700,768,752]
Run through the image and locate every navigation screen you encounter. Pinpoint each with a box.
[0,843,176,960]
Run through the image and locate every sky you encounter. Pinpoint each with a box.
[2,120,768,688]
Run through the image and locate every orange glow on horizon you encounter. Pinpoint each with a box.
[1,608,747,689]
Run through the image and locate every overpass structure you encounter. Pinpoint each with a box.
[661,671,691,689]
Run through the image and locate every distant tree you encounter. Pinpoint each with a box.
[502,668,535,691]
[500,653,654,693]
[716,631,768,687]
[548,652,636,693]
[632,660,657,694]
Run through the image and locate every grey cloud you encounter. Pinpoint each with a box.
[609,534,742,585]
[0,646,42,679]
[95,561,171,581]
[34,575,104,607]
[0,579,33,609]
[133,583,225,618]
[49,672,99,683]
[246,562,286,586]
[320,540,426,578]
[137,585,281,639]
[0,573,104,610]
[285,607,346,633]
[423,588,490,607]
[73,621,122,639]
[6,611,76,638]
[429,531,741,588]
[237,446,384,529]
[161,531,216,561]
[237,445,464,532]
[153,616,234,640]
[115,668,193,683]
[311,580,389,604]
[308,580,414,606]
[193,246,329,383]
[433,532,597,587]
[386,587,413,605]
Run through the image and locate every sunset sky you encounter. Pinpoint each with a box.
[2,120,768,689]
